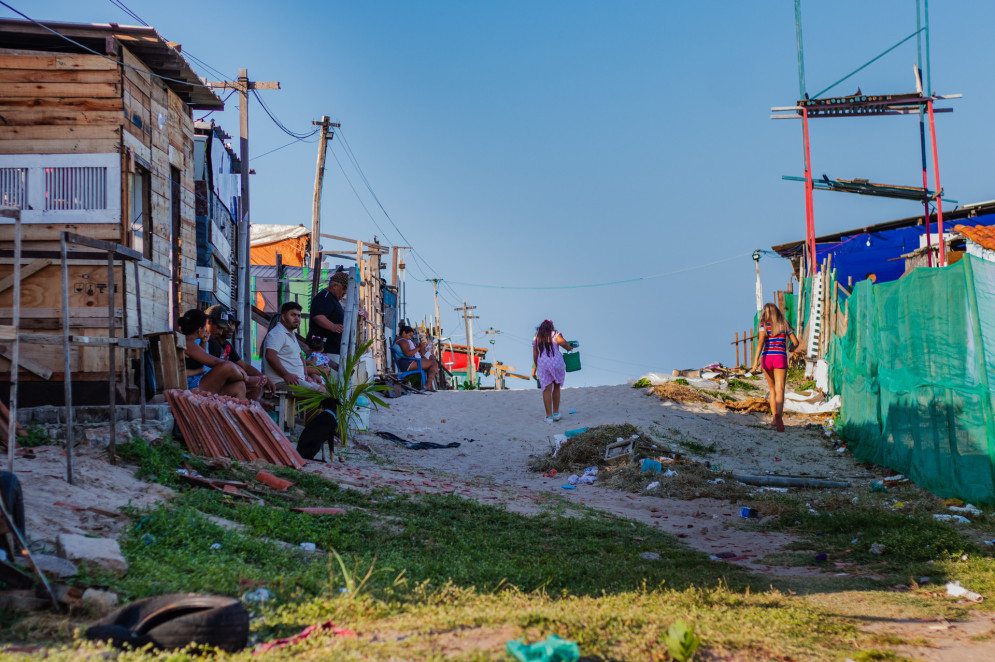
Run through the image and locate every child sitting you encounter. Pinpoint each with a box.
[306,336,333,378]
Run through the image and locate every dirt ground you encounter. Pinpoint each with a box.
[9,383,995,660]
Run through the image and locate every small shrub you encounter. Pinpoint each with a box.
[632,378,652,388]
[727,379,757,392]
[17,423,54,448]
[674,378,689,386]
[665,620,702,661]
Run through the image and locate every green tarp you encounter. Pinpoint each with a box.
[829,254,995,504]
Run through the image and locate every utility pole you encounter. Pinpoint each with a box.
[206,70,280,360]
[427,278,442,336]
[310,116,340,288]
[454,301,478,385]
[484,326,501,387]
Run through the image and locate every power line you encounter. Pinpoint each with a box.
[446,252,752,290]
[250,89,318,140]
[253,134,317,161]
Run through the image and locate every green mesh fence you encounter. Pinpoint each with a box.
[829,254,995,504]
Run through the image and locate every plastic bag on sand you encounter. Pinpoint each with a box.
[784,389,841,414]
[507,634,580,662]
[814,359,830,393]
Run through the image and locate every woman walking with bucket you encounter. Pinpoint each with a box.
[532,319,577,422]
[751,303,800,432]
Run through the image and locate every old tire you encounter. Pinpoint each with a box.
[85,593,249,652]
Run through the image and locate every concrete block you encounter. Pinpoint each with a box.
[57,534,128,576]
[31,554,78,580]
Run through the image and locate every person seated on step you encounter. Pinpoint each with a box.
[204,304,273,401]
[178,308,247,398]
[263,301,324,392]
[394,325,439,391]
[305,335,334,382]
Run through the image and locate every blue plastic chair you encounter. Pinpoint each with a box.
[391,342,428,389]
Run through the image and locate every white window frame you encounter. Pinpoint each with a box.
[0,153,121,223]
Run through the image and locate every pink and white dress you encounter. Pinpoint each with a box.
[533,332,566,389]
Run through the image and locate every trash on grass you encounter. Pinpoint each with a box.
[933,513,971,524]
[949,504,982,516]
[739,507,758,519]
[645,481,660,491]
[662,469,679,477]
[506,635,580,662]
[640,552,661,561]
[946,581,984,602]
[641,459,662,473]
[869,542,885,555]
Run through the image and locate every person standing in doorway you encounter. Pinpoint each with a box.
[751,303,800,432]
[309,270,348,367]
[531,319,574,422]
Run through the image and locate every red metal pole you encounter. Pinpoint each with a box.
[919,105,933,267]
[927,98,946,266]
[802,107,817,275]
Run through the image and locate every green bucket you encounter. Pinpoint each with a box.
[563,351,581,372]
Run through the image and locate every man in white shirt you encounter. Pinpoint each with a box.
[264,301,322,391]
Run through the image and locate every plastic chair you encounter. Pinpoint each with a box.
[391,343,428,389]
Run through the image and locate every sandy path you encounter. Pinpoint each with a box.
[338,384,877,575]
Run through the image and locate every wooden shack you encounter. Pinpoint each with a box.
[0,19,224,404]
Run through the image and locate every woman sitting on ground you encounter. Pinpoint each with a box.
[179,308,248,398]
[394,325,439,391]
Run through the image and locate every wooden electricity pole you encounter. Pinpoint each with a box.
[454,301,478,385]
[206,70,280,360]
[428,278,442,336]
[310,116,339,295]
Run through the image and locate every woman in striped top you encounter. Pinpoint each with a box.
[751,303,800,432]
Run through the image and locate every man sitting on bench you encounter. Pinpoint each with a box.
[205,304,273,401]
[263,301,323,392]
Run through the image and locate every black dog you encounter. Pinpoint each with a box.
[296,397,339,461]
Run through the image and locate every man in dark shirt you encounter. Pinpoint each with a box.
[204,305,272,400]
[308,270,348,364]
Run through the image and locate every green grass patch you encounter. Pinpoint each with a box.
[632,377,652,388]
[673,378,689,386]
[727,379,757,392]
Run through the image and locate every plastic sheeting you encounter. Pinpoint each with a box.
[829,254,995,504]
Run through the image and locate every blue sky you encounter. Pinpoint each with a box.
[11,1,995,386]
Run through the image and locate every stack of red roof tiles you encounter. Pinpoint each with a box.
[165,390,305,468]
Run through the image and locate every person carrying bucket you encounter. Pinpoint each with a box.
[531,319,576,422]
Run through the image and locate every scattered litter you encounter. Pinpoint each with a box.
[760,486,788,493]
[784,389,841,414]
[662,469,679,477]
[815,553,828,562]
[645,481,660,491]
[564,427,588,438]
[567,474,580,486]
[739,507,759,519]
[836,446,847,453]
[299,542,317,552]
[604,437,634,461]
[561,485,576,490]
[641,459,662,474]
[708,478,726,485]
[569,409,577,415]
[542,469,558,478]
[869,543,885,555]
[933,513,971,524]
[946,581,984,602]
[506,635,580,662]
[949,504,982,516]
[851,538,859,544]
[892,501,904,509]
[961,554,969,561]
[256,620,356,652]
[375,431,460,450]
[882,474,905,482]
[984,540,995,546]
[870,482,888,493]
[919,577,931,584]
[577,474,596,485]
[243,588,273,603]
[943,498,964,507]
[640,552,661,561]
[210,543,222,550]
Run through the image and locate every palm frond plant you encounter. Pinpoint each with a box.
[289,339,390,448]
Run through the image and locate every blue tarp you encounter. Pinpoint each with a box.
[805,213,995,287]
